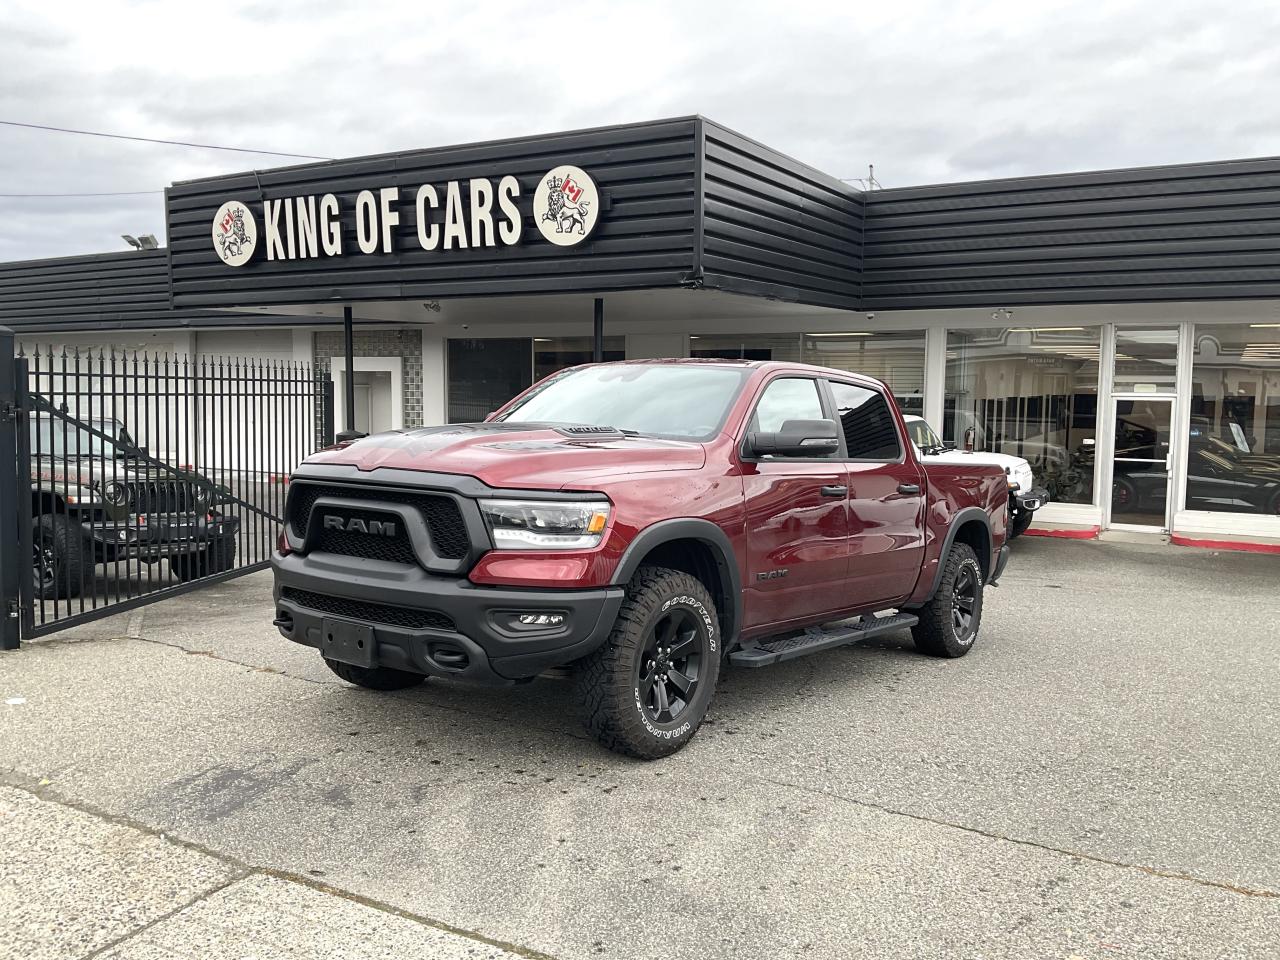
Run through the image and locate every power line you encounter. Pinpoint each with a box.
[0,190,163,198]
[0,120,331,161]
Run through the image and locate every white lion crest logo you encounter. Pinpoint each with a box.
[535,166,599,247]
[543,174,590,237]
[210,199,258,267]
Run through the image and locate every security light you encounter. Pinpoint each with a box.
[121,234,140,249]
[137,235,159,250]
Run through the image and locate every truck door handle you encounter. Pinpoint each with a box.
[820,485,847,498]
[897,483,921,495]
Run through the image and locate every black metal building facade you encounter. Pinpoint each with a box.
[164,117,863,312]
[862,156,1280,309]
[7,120,1280,330]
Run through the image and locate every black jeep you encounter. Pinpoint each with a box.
[30,414,240,599]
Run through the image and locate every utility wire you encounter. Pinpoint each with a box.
[0,119,331,161]
[0,190,163,198]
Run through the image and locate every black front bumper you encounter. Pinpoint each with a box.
[87,514,240,559]
[1011,487,1050,513]
[271,551,625,683]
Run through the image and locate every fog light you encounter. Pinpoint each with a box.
[117,530,129,542]
[517,613,565,626]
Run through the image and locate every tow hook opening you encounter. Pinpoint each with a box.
[429,644,470,671]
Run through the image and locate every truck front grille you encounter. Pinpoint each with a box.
[128,480,197,514]
[281,587,456,632]
[309,507,419,565]
[287,482,470,561]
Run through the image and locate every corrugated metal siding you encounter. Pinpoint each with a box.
[167,118,701,309]
[861,157,1280,308]
[700,119,863,310]
[0,249,215,332]
[0,250,267,332]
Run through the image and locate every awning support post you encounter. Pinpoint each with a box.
[593,297,604,363]
[337,305,364,442]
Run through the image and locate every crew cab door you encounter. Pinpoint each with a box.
[825,379,926,607]
[738,376,850,628]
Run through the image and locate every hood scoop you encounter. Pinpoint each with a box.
[554,425,627,441]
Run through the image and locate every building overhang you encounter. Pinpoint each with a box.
[165,116,863,315]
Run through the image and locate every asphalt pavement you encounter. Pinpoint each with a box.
[2,537,1278,959]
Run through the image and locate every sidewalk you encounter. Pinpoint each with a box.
[1,784,537,960]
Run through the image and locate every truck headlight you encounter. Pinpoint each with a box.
[479,499,611,550]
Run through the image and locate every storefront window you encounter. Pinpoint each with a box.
[447,338,532,423]
[690,334,801,362]
[690,330,926,415]
[533,336,624,382]
[802,331,925,416]
[1114,327,1178,394]
[1186,324,1280,517]
[945,327,1100,504]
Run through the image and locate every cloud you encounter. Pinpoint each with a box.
[2,0,1280,261]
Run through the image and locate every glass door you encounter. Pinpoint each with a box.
[1110,397,1175,529]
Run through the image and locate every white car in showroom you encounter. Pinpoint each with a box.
[904,415,1048,539]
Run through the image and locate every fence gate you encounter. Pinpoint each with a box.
[1,330,333,646]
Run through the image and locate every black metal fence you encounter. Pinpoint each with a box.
[1,332,333,644]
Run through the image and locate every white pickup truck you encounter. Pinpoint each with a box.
[904,415,1048,539]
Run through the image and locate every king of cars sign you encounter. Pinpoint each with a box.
[208,166,600,267]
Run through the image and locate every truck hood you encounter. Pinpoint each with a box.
[921,448,1033,491]
[33,456,190,489]
[305,423,707,490]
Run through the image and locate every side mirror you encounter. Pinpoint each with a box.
[747,419,840,458]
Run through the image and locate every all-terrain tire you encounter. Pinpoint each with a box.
[576,565,721,760]
[324,658,428,690]
[33,513,87,601]
[911,542,984,658]
[1008,509,1034,540]
[170,532,237,582]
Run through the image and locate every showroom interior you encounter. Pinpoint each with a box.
[1,116,1278,549]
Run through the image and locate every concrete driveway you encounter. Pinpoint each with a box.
[2,538,1277,959]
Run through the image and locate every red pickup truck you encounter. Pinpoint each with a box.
[273,360,1010,758]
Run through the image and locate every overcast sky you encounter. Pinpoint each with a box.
[3,0,1280,262]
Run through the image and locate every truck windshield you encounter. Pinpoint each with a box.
[499,364,753,441]
[908,419,943,451]
[30,419,119,456]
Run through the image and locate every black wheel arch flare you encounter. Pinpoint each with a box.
[909,506,994,606]
[610,518,743,650]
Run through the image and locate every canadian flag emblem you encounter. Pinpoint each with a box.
[560,175,584,204]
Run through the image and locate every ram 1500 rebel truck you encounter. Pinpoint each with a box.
[273,360,1010,758]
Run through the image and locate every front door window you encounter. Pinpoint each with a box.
[1110,398,1174,529]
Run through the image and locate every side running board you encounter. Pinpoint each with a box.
[728,611,919,668]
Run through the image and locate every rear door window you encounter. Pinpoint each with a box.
[828,381,902,460]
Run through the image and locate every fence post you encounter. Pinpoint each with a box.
[0,327,20,649]
[321,377,335,447]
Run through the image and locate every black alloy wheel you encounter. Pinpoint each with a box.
[911,541,984,658]
[1112,478,1135,511]
[951,561,978,643]
[577,565,722,759]
[638,607,703,724]
[33,532,58,593]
